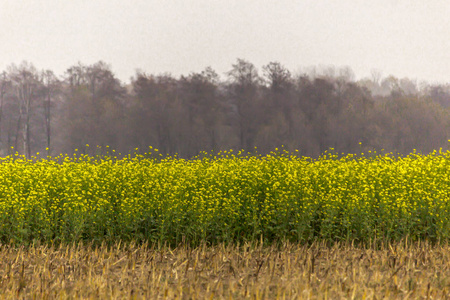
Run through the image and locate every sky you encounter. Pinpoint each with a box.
[1,0,449,84]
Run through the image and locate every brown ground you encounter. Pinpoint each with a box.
[0,240,449,299]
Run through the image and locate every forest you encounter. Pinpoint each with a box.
[1,59,450,158]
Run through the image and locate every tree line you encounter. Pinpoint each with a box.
[0,59,449,159]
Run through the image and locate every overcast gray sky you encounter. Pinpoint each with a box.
[1,0,449,84]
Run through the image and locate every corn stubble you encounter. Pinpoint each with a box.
[0,241,448,299]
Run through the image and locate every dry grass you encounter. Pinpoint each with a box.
[0,241,449,299]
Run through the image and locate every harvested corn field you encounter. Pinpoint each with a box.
[0,241,449,299]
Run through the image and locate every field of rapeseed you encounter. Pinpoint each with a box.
[1,147,450,246]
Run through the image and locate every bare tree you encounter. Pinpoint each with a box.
[8,62,41,158]
[261,62,296,150]
[42,70,60,155]
[227,59,262,151]
[0,71,9,154]
[66,63,87,89]
[60,61,125,154]
[179,67,221,155]
[263,62,291,92]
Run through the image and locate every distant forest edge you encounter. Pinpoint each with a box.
[1,59,450,159]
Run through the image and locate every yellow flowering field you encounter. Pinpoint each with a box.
[1,148,450,246]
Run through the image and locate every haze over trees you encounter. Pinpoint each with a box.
[0,59,449,159]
